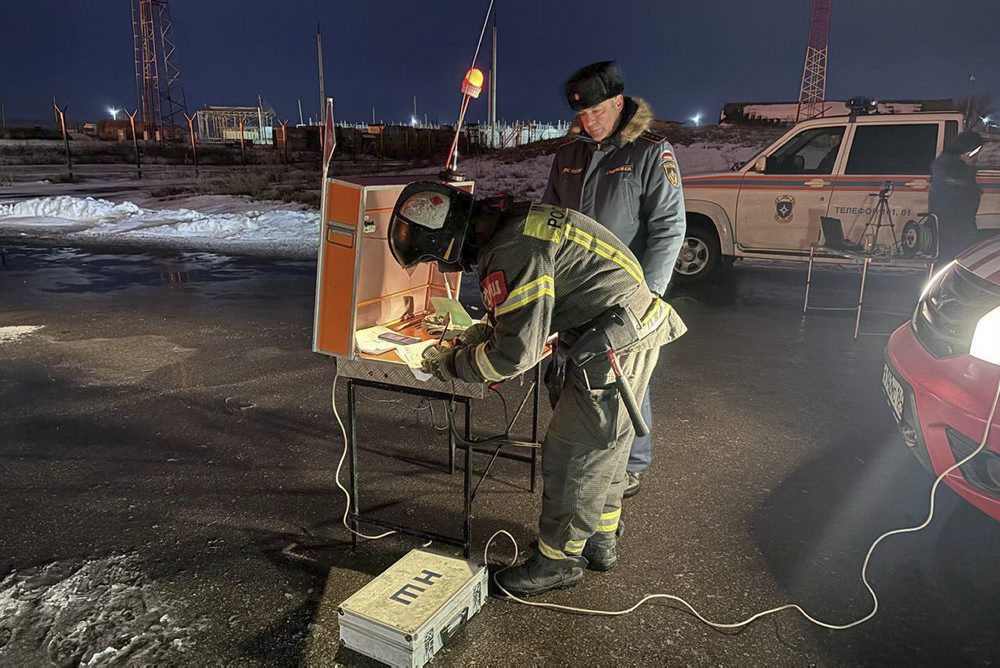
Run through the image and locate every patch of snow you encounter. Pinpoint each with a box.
[0,196,319,257]
[0,137,767,258]
[0,554,201,665]
[0,325,44,344]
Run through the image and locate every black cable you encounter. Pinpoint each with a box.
[489,384,510,426]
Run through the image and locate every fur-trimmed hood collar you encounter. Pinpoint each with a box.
[568,97,654,146]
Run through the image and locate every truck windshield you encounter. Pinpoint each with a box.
[766,126,845,175]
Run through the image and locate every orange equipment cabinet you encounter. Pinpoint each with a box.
[312,174,474,361]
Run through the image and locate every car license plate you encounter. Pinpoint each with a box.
[882,363,905,424]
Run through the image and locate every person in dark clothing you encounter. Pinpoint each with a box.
[387,182,686,596]
[543,61,686,499]
[930,131,984,259]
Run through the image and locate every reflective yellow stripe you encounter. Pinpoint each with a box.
[641,299,665,327]
[494,275,555,317]
[474,343,505,382]
[565,538,587,551]
[538,539,566,560]
[596,508,621,532]
[564,224,643,283]
[566,223,642,278]
[599,509,621,523]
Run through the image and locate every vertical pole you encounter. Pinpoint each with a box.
[238,118,246,165]
[53,99,72,182]
[966,74,976,123]
[1,102,5,128]
[346,379,359,552]
[184,112,198,177]
[126,109,142,180]
[490,20,497,145]
[316,23,325,124]
[279,119,288,163]
[257,94,265,149]
[371,106,375,124]
[297,98,304,126]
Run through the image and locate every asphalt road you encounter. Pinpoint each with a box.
[3,246,1000,666]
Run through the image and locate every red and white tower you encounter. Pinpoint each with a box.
[131,0,188,139]
[796,0,832,122]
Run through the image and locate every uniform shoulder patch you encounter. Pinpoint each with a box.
[523,204,568,243]
[480,271,508,310]
[660,143,680,187]
[640,129,667,144]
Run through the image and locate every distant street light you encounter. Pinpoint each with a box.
[108,107,120,120]
[411,116,418,127]
[690,113,702,126]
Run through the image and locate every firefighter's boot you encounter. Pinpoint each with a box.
[494,550,587,597]
[582,530,618,572]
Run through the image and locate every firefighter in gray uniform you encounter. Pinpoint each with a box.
[388,181,686,596]
[544,61,686,498]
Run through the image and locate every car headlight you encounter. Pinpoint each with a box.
[970,304,1000,366]
[919,260,956,302]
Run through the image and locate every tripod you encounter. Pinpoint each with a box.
[861,182,898,256]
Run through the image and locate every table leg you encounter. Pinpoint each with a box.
[463,399,473,559]
[803,245,816,313]
[855,257,870,340]
[448,400,456,476]
[346,379,359,552]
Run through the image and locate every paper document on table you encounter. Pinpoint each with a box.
[430,298,473,328]
[354,326,398,355]
[395,339,438,381]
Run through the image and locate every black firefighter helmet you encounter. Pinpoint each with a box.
[388,181,474,269]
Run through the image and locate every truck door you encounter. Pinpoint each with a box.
[827,122,940,246]
[735,125,845,252]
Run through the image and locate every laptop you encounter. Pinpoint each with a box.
[820,216,863,251]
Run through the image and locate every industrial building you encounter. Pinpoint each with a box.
[196,106,275,145]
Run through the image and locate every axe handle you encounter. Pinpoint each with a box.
[605,349,649,437]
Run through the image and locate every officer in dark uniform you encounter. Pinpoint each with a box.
[388,182,686,596]
[544,61,686,498]
[930,131,984,259]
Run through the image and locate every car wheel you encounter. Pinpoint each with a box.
[673,225,722,284]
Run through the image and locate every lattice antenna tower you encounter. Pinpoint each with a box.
[796,0,832,122]
[132,0,188,138]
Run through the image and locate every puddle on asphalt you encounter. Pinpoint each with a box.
[4,245,316,295]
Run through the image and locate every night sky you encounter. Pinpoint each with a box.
[3,0,999,127]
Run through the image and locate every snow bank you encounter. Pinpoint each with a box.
[0,138,763,258]
[0,196,320,257]
[0,554,201,665]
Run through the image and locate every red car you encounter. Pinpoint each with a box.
[883,236,1000,520]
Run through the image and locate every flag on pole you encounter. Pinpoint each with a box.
[322,98,336,176]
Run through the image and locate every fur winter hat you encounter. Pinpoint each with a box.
[564,61,625,112]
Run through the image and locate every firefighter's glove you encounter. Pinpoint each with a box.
[421,343,457,381]
[457,322,491,347]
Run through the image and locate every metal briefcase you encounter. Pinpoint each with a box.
[338,549,489,667]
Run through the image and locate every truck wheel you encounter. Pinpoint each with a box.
[674,225,722,284]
